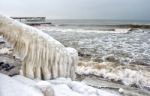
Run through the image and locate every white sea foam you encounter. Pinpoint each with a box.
[37,26,130,33]
[76,61,150,90]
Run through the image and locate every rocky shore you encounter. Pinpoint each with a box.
[0,37,21,76]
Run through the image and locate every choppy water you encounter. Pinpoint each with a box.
[35,19,150,94]
[39,28,150,65]
[36,19,150,65]
[36,20,150,92]
[40,19,150,33]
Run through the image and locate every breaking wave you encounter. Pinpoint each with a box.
[37,26,131,33]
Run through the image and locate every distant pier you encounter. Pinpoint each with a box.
[11,17,51,26]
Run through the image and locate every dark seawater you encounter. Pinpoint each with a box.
[40,19,150,33]
[48,19,150,26]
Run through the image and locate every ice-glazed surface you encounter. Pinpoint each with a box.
[0,74,121,96]
[0,14,78,80]
[41,27,150,65]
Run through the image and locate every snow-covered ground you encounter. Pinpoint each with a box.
[0,73,121,96]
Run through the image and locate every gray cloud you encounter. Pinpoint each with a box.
[0,0,150,20]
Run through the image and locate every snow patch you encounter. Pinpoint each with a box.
[0,73,43,96]
[0,74,120,96]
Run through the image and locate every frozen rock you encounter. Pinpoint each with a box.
[36,81,55,96]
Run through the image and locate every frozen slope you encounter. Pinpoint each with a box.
[0,73,43,96]
[0,73,120,96]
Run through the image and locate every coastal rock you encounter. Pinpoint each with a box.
[0,54,21,76]
[0,37,21,76]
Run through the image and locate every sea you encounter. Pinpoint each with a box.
[35,19,150,92]
[49,19,150,25]
[37,19,150,65]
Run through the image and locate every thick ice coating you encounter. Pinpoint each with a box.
[0,14,78,80]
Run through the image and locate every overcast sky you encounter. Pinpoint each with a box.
[0,0,150,20]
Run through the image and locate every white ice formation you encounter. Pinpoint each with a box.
[0,73,120,96]
[0,14,78,80]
